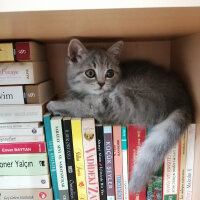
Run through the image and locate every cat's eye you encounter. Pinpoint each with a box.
[106,69,114,78]
[85,69,96,78]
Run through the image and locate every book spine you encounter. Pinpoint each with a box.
[15,42,31,61]
[185,124,196,200]
[0,175,50,189]
[163,141,181,200]
[51,117,69,200]
[0,86,25,104]
[179,131,188,200]
[43,114,60,200]
[82,118,100,200]
[0,153,48,176]
[96,125,107,200]
[0,134,44,143]
[0,188,53,200]
[113,125,123,200]
[0,142,46,154]
[104,125,115,200]
[0,122,41,129]
[71,118,88,200]
[0,104,43,123]
[0,43,15,62]
[121,126,129,200]
[128,125,146,200]
[62,118,78,200]
[0,126,44,136]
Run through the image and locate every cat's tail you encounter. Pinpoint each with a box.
[129,107,192,193]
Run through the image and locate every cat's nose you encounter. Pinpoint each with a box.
[98,82,105,88]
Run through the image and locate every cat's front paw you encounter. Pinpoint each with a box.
[46,101,58,115]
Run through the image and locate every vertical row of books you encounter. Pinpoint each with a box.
[0,41,55,199]
[43,115,197,200]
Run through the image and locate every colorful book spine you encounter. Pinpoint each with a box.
[0,175,50,189]
[96,124,107,200]
[0,142,46,154]
[0,80,54,104]
[113,125,123,200]
[0,43,14,62]
[0,104,45,123]
[128,125,146,200]
[0,153,48,175]
[0,126,44,136]
[104,125,115,200]
[121,126,129,200]
[179,131,188,200]
[82,118,100,200]
[185,124,196,200]
[62,117,78,200]
[0,61,48,85]
[51,116,70,200]
[163,140,181,200]
[0,188,53,200]
[71,118,88,200]
[43,113,60,200]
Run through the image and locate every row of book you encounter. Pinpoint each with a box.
[0,41,54,199]
[43,114,197,200]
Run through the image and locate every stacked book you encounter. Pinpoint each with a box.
[0,41,54,199]
[44,114,197,200]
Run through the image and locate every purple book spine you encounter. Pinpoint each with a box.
[104,126,115,200]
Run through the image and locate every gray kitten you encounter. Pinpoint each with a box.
[47,39,193,193]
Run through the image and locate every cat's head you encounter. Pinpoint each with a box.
[67,39,124,95]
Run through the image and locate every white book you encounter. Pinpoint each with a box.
[0,122,41,129]
[0,126,44,136]
[0,104,45,123]
[0,175,50,189]
[185,124,196,200]
[0,134,44,143]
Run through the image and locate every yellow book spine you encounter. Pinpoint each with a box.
[179,130,188,200]
[0,43,15,62]
[71,118,88,200]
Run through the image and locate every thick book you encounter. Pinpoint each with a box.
[121,126,129,200]
[0,43,15,62]
[0,153,48,175]
[104,125,115,200]
[0,122,41,129]
[0,103,46,123]
[113,125,124,200]
[15,41,46,61]
[96,124,107,200]
[0,134,44,143]
[179,131,188,200]
[0,142,46,154]
[43,113,60,200]
[0,188,53,200]
[0,80,54,104]
[0,61,48,85]
[51,116,70,200]
[71,118,87,200]
[163,141,181,200]
[184,124,196,200]
[128,125,146,200]
[0,175,50,189]
[62,117,78,200]
[82,118,100,200]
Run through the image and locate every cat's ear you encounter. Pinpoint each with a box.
[68,39,88,63]
[107,41,124,60]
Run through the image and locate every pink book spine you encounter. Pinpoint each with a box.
[82,118,100,200]
[0,142,46,154]
[113,125,124,200]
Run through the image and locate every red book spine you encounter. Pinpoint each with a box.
[15,42,30,61]
[0,142,46,154]
[128,125,146,200]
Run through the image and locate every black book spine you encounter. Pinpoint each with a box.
[96,125,107,200]
[62,118,78,200]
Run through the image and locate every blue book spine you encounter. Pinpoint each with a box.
[43,113,60,200]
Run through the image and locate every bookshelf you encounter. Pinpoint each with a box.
[0,2,200,199]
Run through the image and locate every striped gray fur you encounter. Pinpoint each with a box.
[47,39,193,193]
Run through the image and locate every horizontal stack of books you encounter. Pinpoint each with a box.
[44,114,197,200]
[0,41,54,199]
